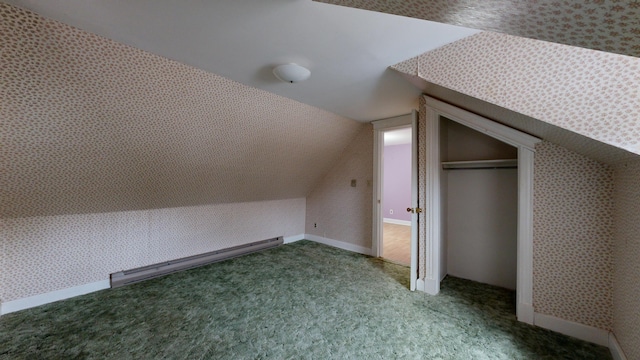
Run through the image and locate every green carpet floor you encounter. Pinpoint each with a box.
[0,241,611,359]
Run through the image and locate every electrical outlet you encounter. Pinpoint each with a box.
[390,209,394,215]
[314,223,317,228]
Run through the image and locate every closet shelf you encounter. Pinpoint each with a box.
[442,159,517,170]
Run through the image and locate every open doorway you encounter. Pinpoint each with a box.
[381,127,412,266]
[372,111,419,290]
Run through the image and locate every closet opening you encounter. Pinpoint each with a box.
[440,118,518,293]
[423,96,540,324]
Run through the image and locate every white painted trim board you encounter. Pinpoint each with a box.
[609,332,628,360]
[371,113,413,130]
[518,303,535,325]
[1,280,111,315]
[423,96,540,151]
[304,234,372,256]
[283,234,305,244]
[2,236,308,316]
[2,242,629,360]
[533,312,609,347]
[534,313,630,359]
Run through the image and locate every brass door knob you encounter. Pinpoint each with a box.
[406,207,423,214]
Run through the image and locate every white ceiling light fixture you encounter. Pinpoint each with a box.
[273,63,311,83]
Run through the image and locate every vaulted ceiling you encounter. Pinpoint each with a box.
[1,3,368,218]
[3,0,640,220]
[1,0,477,121]
[391,31,640,162]
[316,0,640,161]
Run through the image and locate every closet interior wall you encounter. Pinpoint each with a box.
[440,117,519,290]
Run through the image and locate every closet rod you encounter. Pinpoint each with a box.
[442,159,517,170]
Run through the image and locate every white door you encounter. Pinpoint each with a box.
[372,110,419,290]
[408,110,419,291]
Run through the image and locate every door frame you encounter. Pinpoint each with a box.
[372,111,418,290]
[423,96,541,324]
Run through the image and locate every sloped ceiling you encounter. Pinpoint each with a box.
[0,4,365,218]
[318,0,640,162]
[1,0,478,121]
[391,32,640,162]
[411,80,638,166]
[3,0,639,220]
[314,0,640,58]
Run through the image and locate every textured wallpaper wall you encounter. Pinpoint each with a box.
[612,159,640,359]
[393,31,640,157]
[305,125,373,248]
[0,3,364,304]
[0,3,362,219]
[533,141,614,331]
[391,76,637,167]
[0,199,306,302]
[314,0,640,58]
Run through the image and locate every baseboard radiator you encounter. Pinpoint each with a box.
[110,236,283,288]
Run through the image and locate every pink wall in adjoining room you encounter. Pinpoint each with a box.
[383,144,411,222]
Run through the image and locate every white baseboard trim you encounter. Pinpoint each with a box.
[304,234,372,256]
[383,218,411,226]
[533,312,609,346]
[609,332,628,360]
[517,303,534,325]
[416,278,425,292]
[283,234,305,244]
[1,280,110,315]
[424,278,440,295]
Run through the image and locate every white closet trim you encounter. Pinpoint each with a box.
[423,96,541,325]
[424,98,539,151]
